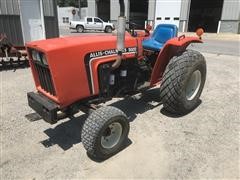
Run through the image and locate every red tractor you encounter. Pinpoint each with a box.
[26,1,206,160]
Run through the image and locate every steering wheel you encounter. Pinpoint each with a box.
[127,22,141,36]
[127,22,152,37]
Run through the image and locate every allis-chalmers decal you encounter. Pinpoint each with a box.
[89,47,137,58]
[84,47,137,94]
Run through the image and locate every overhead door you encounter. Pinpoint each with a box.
[155,0,181,28]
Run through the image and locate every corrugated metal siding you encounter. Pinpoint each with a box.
[0,0,23,45]
[221,0,240,20]
[110,0,129,20]
[180,0,191,20]
[0,0,59,45]
[88,0,97,17]
[0,15,24,45]
[0,0,20,15]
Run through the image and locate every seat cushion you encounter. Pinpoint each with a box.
[154,27,175,43]
[142,38,164,51]
[142,24,178,51]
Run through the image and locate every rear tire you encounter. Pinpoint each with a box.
[81,106,129,160]
[76,25,84,33]
[160,50,206,115]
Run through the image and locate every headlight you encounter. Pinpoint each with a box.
[31,50,48,65]
[41,54,48,65]
[31,50,41,62]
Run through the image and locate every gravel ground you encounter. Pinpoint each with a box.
[0,51,239,179]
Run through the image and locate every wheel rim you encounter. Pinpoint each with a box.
[101,122,122,149]
[186,70,202,101]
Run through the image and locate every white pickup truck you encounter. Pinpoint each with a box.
[70,17,115,33]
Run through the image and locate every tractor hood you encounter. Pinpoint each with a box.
[26,33,138,107]
[26,33,134,53]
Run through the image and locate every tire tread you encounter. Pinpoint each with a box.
[160,50,206,114]
[81,106,127,157]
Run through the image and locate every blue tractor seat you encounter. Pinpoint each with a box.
[142,24,178,51]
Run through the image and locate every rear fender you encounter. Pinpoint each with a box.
[150,36,202,86]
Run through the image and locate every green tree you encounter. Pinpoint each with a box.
[57,0,66,7]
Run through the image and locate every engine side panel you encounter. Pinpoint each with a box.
[87,47,137,95]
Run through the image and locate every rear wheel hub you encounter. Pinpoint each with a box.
[186,70,202,101]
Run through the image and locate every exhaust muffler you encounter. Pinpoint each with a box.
[112,0,126,69]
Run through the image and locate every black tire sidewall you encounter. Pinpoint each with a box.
[95,115,129,158]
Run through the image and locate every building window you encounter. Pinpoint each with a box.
[63,17,69,23]
[165,17,170,20]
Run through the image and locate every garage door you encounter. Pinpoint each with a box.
[154,0,181,28]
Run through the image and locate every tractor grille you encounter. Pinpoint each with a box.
[33,62,56,96]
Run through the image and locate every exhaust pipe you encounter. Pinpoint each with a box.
[112,0,126,69]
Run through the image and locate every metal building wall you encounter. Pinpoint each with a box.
[43,0,59,38]
[179,0,191,32]
[87,0,155,26]
[0,0,20,14]
[148,0,156,26]
[83,0,129,25]
[219,0,240,33]
[221,0,240,20]
[110,0,129,24]
[0,0,24,45]
[179,0,240,33]
[88,0,97,17]
[0,0,59,46]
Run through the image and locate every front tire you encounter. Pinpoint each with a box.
[81,106,129,159]
[160,50,206,115]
